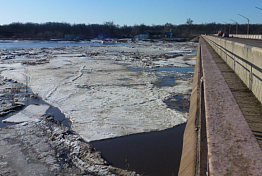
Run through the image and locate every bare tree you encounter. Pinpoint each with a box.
[186,18,193,25]
[186,18,193,36]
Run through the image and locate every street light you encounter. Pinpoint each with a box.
[238,14,249,35]
[230,19,238,34]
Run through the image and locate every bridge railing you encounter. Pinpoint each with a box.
[211,34,262,39]
[232,34,262,39]
[202,35,262,103]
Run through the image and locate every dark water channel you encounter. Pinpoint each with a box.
[91,124,186,176]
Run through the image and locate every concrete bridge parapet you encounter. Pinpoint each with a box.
[203,35,262,103]
[177,42,202,176]
[211,34,262,40]
[178,36,262,176]
[232,34,262,39]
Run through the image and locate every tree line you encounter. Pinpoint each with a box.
[0,20,262,40]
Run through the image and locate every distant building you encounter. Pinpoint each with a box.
[134,31,149,39]
[162,29,175,38]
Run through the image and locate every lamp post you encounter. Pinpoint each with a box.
[238,14,249,34]
[230,19,238,34]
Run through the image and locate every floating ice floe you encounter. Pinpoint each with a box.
[2,104,50,123]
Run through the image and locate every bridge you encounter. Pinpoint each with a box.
[178,35,262,175]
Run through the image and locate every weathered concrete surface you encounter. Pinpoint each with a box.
[201,37,262,175]
[179,36,262,176]
[0,120,138,176]
[203,35,262,103]
[204,38,262,147]
[178,44,201,176]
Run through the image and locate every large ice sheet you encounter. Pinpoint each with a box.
[0,43,197,141]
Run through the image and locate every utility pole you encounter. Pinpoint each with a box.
[230,19,238,34]
[238,14,249,34]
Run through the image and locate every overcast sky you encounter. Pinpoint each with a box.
[1,0,262,26]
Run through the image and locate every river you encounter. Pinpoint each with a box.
[0,40,197,176]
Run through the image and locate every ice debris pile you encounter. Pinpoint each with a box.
[0,120,138,175]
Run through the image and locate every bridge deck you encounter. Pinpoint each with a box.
[203,39,262,147]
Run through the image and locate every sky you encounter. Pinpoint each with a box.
[1,0,262,26]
